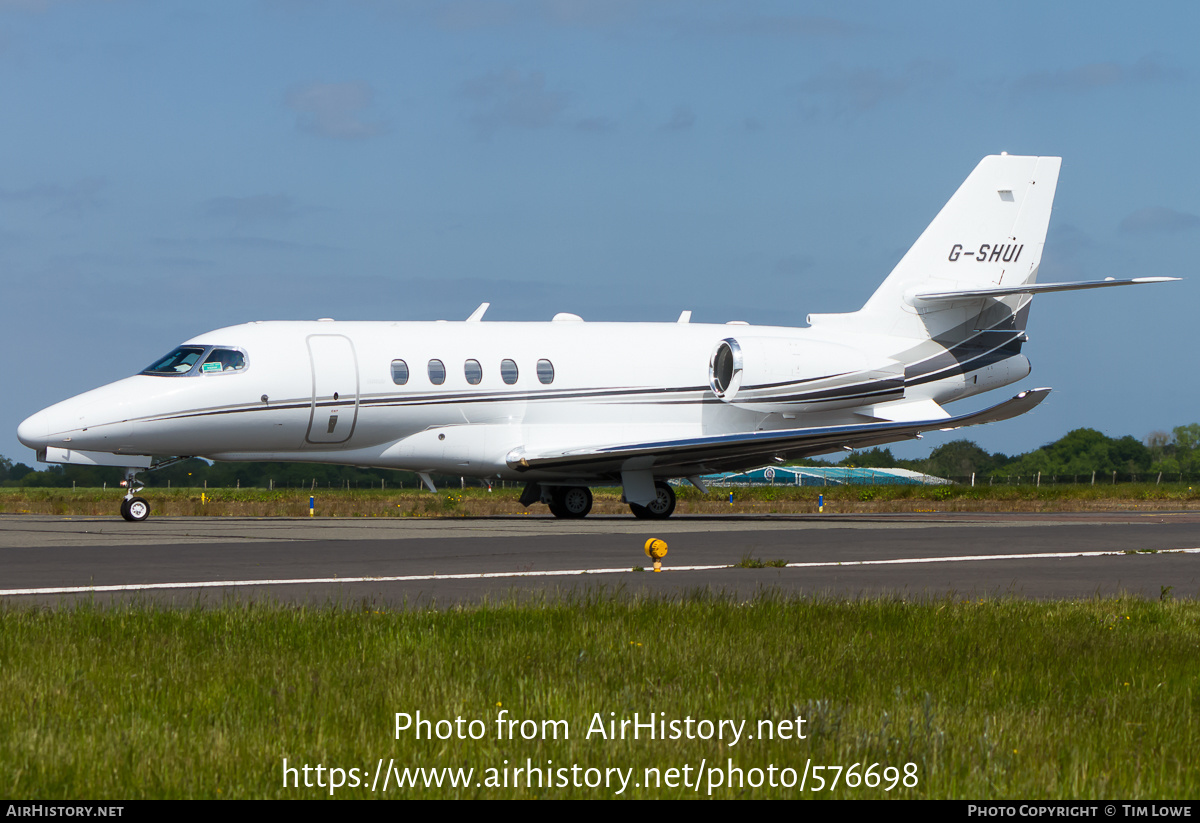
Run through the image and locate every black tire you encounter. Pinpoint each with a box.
[628,482,676,519]
[122,496,150,522]
[553,486,593,519]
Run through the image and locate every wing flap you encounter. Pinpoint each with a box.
[507,388,1050,476]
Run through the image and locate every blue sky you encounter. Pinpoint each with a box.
[2,0,1197,464]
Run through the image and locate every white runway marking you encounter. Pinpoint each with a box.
[1,547,1197,597]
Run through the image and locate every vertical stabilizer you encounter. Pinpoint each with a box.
[809,154,1061,341]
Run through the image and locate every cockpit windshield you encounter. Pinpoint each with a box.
[141,346,247,376]
[142,346,206,375]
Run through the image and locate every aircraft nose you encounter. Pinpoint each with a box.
[17,409,50,449]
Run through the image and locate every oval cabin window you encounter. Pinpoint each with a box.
[391,359,409,385]
[500,359,518,385]
[464,359,482,385]
[428,359,446,385]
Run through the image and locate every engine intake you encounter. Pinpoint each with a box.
[708,338,743,399]
[707,335,905,412]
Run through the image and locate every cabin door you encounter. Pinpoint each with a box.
[306,334,360,444]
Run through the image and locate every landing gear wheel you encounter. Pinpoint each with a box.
[629,482,676,520]
[550,486,593,519]
[121,496,150,522]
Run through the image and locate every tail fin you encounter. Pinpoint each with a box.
[809,154,1061,341]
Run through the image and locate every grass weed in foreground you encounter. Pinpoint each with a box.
[1,595,1198,798]
[1,482,1198,517]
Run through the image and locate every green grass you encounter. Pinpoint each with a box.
[2,595,1198,798]
[1,482,1198,517]
[734,554,788,568]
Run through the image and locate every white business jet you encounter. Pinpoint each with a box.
[17,154,1176,521]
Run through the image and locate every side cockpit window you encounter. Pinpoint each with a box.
[142,346,206,375]
[200,348,246,374]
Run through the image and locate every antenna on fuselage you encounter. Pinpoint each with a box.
[466,303,490,322]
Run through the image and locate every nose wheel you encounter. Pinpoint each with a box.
[120,496,151,522]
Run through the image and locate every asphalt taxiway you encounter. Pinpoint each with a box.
[1,512,1197,607]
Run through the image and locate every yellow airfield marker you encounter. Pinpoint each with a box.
[644,538,668,572]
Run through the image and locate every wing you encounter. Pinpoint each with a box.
[507,388,1050,477]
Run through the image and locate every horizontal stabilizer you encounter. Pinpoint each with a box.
[507,389,1050,476]
[906,277,1179,306]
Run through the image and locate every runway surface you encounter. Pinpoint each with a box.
[1,511,1198,607]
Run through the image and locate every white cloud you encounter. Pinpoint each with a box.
[0,178,106,217]
[794,61,948,117]
[1119,207,1200,234]
[202,194,301,227]
[462,70,568,137]
[661,105,695,132]
[575,116,614,133]
[1013,57,1184,96]
[667,12,864,39]
[285,82,387,140]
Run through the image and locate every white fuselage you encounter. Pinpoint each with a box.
[16,317,1028,482]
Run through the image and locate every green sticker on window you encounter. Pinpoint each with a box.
[201,362,222,373]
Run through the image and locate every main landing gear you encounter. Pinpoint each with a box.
[525,480,677,519]
[548,486,593,519]
[629,481,676,520]
[120,467,150,522]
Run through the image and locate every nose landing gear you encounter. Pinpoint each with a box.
[120,467,151,522]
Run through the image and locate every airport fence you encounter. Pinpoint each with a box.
[942,471,1200,487]
[694,468,1200,488]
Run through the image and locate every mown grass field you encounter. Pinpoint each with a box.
[1,595,1197,799]
[3,485,1197,799]
[1,482,1198,518]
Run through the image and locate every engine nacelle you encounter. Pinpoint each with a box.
[708,336,905,413]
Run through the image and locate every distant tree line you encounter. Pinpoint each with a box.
[805,424,1200,481]
[2,424,1199,488]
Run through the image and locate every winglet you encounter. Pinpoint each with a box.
[936,387,1050,431]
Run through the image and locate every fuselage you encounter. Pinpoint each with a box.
[17,317,1029,482]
